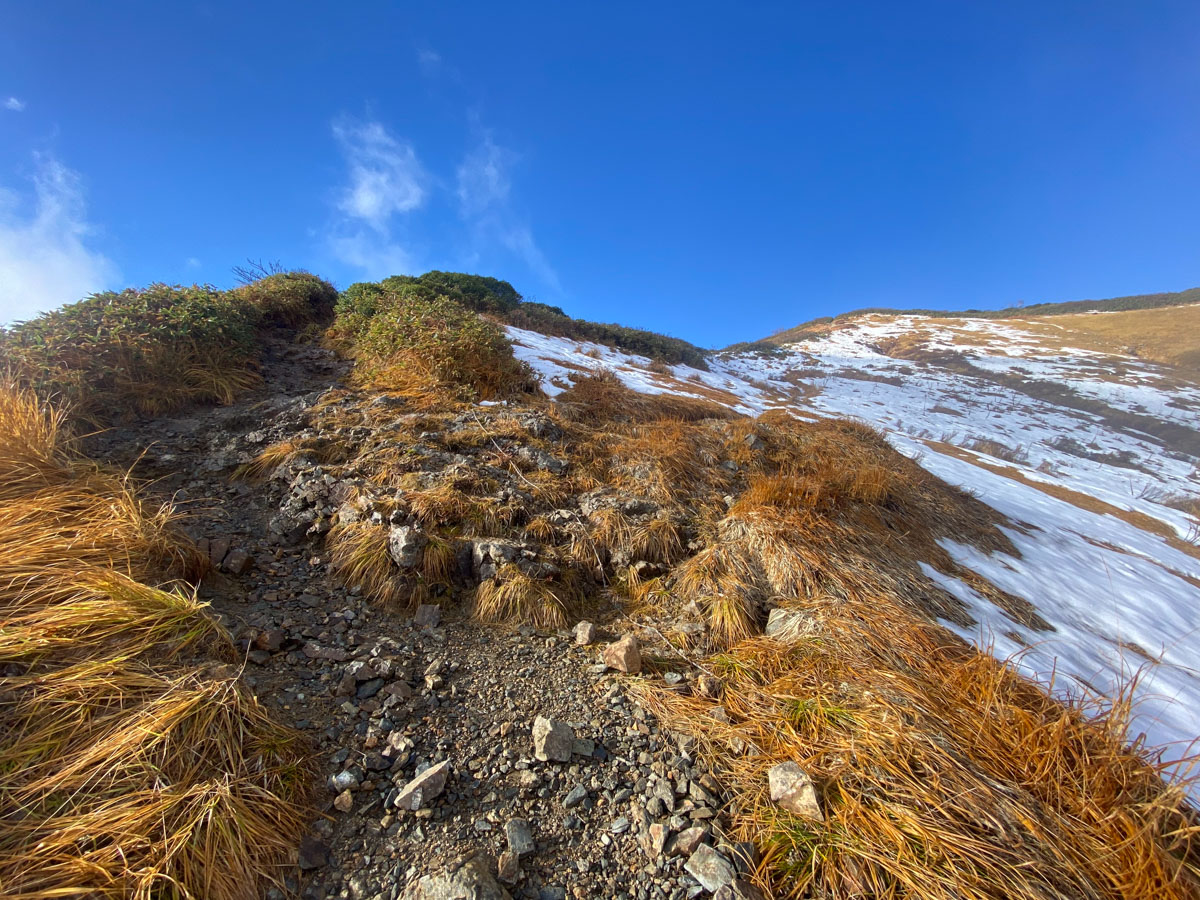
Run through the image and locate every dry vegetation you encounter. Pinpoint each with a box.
[1021,304,1200,374]
[6,265,1196,899]
[0,382,311,899]
[640,601,1200,899]
[278,290,1200,897]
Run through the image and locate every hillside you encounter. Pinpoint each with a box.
[761,285,1200,347]
[2,274,1198,900]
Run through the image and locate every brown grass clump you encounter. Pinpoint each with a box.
[663,415,1019,642]
[473,564,583,629]
[556,369,736,424]
[0,381,312,899]
[641,597,1200,900]
[328,519,458,609]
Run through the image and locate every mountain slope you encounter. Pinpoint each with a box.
[510,304,1200,780]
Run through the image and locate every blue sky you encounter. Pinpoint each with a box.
[1,2,1198,346]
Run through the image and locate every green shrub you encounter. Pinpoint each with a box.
[348,285,540,400]
[415,271,522,315]
[338,271,711,369]
[1,284,261,422]
[505,302,709,368]
[233,271,337,326]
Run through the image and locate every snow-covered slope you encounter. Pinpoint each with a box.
[507,313,1200,781]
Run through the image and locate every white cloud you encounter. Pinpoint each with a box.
[456,132,560,292]
[0,154,119,324]
[501,223,561,293]
[4,97,24,112]
[456,135,515,216]
[332,118,428,231]
[327,118,427,277]
[329,231,415,280]
[185,256,201,269]
[417,48,441,74]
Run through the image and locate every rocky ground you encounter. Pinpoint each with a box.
[87,336,763,900]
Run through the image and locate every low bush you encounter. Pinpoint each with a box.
[341,284,541,402]
[233,271,338,326]
[1,283,260,421]
[1,270,335,423]
[336,271,712,369]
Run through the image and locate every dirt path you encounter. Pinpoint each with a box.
[87,336,746,900]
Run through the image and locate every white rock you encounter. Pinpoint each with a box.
[532,715,574,762]
[393,759,451,811]
[768,761,822,821]
[684,844,736,893]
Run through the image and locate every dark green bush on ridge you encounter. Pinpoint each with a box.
[338,283,540,401]
[0,270,337,422]
[338,271,711,370]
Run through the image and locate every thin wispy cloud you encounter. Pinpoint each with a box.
[329,232,416,279]
[457,131,560,292]
[0,154,119,324]
[417,48,441,75]
[4,97,25,112]
[328,117,427,276]
[456,134,515,216]
[332,117,428,232]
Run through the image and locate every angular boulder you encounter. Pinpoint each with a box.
[768,761,822,821]
[393,759,451,811]
[532,715,574,763]
[603,633,642,673]
[389,524,427,569]
[402,853,511,900]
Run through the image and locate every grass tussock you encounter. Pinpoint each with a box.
[555,369,735,425]
[0,381,311,899]
[640,597,1200,900]
[327,518,456,608]
[473,564,582,629]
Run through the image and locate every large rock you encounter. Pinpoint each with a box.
[684,844,736,893]
[764,607,820,643]
[532,715,574,762]
[768,761,822,821]
[414,603,442,627]
[402,854,511,900]
[471,539,523,580]
[393,759,451,811]
[504,818,535,856]
[389,525,427,569]
[603,634,642,673]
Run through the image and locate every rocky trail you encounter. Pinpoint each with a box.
[86,336,758,900]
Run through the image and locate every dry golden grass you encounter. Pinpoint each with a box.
[1022,303,1200,373]
[556,369,736,425]
[328,519,412,607]
[328,519,457,608]
[640,596,1200,900]
[0,381,312,899]
[299,348,1199,897]
[473,564,582,629]
[233,438,305,481]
